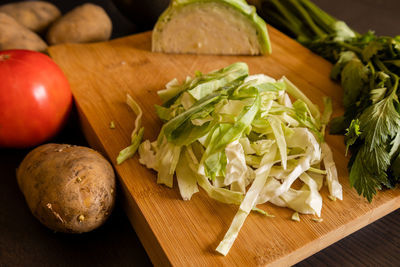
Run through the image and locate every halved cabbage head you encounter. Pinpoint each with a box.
[152,0,271,55]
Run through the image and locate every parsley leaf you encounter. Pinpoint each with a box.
[359,92,400,151]
[362,41,383,62]
[344,119,361,155]
[340,57,369,108]
[331,51,357,80]
[389,131,400,157]
[349,145,388,202]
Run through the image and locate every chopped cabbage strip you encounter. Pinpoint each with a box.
[280,173,323,216]
[322,142,343,200]
[182,145,245,205]
[117,94,144,164]
[292,212,301,221]
[197,173,244,205]
[117,127,144,165]
[158,77,187,103]
[224,140,248,193]
[176,148,199,200]
[244,73,276,84]
[181,92,196,110]
[268,116,287,169]
[280,92,293,108]
[126,94,143,140]
[321,97,333,126]
[308,169,324,190]
[282,76,321,120]
[262,155,312,202]
[138,140,157,170]
[300,173,323,216]
[286,127,321,164]
[155,138,181,188]
[188,63,249,100]
[191,116,213,126]
[240,145,277,213]
[219,100,247,117]
[251,139,275,156]
[216,145,276,255]
[216,210,247,256]
[239,137,256,154]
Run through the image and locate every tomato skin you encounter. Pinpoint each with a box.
[0,50,73,148]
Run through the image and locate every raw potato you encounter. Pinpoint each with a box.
[0,13,47,52]
[47,3,112,45]
[0,1,61,33]
[17,144,116,233]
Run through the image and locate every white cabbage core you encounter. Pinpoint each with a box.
[153,3,262,55]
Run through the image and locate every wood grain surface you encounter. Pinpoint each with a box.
[48,27,400,266]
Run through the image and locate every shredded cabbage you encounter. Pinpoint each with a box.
[117,94,144,164]
[131,62,341,256]
[175,147,199,200]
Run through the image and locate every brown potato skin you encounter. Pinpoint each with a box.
[0,12,47,52]
[0,1,61,33]
[46,3,112,45]
[17,144,116,233]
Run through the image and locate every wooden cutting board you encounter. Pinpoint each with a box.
[48,27,400,266]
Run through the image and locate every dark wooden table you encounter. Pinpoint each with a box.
[1,0,399,266]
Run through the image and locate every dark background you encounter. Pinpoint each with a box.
[1,0,400,266]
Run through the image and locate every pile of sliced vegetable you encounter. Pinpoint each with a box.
[255,0,400,202]
[119,62,342,255]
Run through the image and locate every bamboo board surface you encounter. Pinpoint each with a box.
[48,27,400,266]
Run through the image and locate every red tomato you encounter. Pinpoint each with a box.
[0,50,73,148]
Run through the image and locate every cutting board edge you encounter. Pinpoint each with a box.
[120,178,173,267]
[275,196,400,266]
[74,102,172,266]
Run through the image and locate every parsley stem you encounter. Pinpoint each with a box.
[387,37,397,58]
[270,0,299,28]
[374,58,399,97]
[338,42,363,54]
[266,0,311,40]
[392,75,399,98]
[298,0,336,34]
[367,61,376,90]
[374,58,390,73]
[289,0,326,38]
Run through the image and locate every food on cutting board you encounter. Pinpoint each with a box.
[117,94,144,165]
[47,3,112,45]
[0,1,61,33]
[0,50,72,148]
[152,0,271,55]
[17,143,116,233]
[119,62,342,255]
[258,0,400,202]
[0,13,47,52]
